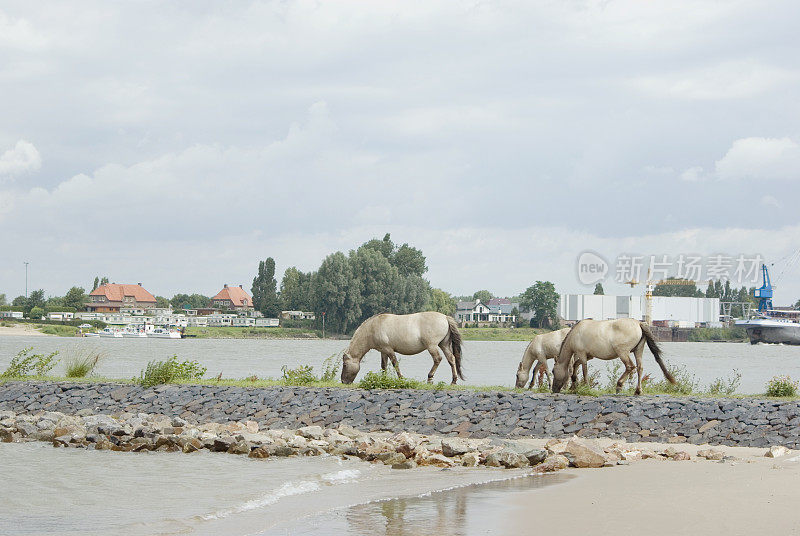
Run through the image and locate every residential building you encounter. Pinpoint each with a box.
[0,311,24,319]
[210,284,254,312]
[456,299,517,325]
[46,312,74,322]
[86,283,157,313]
[280,310,316,320]
[255,317,280,327]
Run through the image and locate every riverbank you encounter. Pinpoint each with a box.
[0,324,53,337]
[3,381,800,448]
[3,404,798,535]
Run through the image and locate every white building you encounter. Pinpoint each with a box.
[255,317,280,327]
[0,311,24,319]
[46,312,75,321]
[559,294,719,325]
[455,300,516,324]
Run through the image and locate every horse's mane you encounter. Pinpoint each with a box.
[558,320,583,358]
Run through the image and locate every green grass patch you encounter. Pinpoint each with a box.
[688,326,748,342]
[460,327,547,341]
[36,324,78,337]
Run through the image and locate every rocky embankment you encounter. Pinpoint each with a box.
[5,408,790,473]
[1,381,800,448]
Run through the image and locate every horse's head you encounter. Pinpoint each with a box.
[551,360,570,393]
[515,362,528,389]
[340,352,361,384]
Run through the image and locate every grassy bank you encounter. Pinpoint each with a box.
[460,327,547,341]
[687,326,748,342]
[184,326,323,339]
[1,374,798,400]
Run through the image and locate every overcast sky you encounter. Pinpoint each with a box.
[1,1,799,302]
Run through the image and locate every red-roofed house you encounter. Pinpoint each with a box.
[86,283,157,313]
[210,284,254,312]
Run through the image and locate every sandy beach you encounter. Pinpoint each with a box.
[504,439,800,536]
[0,325,48,337]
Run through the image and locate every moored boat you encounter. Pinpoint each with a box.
[735,264,800,345]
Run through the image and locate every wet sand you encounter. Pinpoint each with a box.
[505,441,800,536]
[274,440,800,536]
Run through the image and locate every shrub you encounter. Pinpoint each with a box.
[766,376,799,397]
[320,353,341,382]
[641,364,697,395]
[707,369,741,396]
[358,371,423,390]
[29,307,44,320]
[139,355,207,387]
[280,365,316,385]
[1,347,59,377]
[65,350,105,378]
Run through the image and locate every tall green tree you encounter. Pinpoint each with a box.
[280,267,314,311]
[0,293,6,306]
[26,290,45,314]
[428,288,456,316]
[155,296,170,308]
[472,290,493,304]
[312,252,362,333]
[393,244,427,277]
[519,281,560,328]
[64,287,86,310]
[170,293,210,310]
[652,277,701,297]
[252,258,281,317]
[92,277,99,291]
[593,283,604,295]
[350,247,400,318]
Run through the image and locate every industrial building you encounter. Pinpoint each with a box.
[559,294,720,327]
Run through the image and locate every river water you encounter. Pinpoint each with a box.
[1,335,799,393]
[0,442,569,536]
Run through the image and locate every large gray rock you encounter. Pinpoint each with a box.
[485,449,529,469]
[441,437,473,457]
[566,437,608,468]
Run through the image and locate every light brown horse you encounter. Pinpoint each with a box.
[552,318,676,395]
[341,312,464,384]
[516,328,570,388]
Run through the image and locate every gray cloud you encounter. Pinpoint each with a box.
[1,1,799,302]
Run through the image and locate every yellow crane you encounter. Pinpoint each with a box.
[626,269,696,325]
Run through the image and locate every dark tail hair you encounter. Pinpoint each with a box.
[447,316,464,380]
[639,322,676,384]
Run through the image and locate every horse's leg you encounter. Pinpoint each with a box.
[438,343,459,385]
[632,341,645,395]
[380,353,388,372]
[386,352,403,378]
[615,353,635,393]
[528,361,540,389]
[544,357,553,387]
[427,346,444,384]
[581,358,589,384]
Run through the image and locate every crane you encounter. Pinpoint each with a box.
[626,269,696,325]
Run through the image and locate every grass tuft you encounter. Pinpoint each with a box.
[139,355,207,388]
[766,375,799,397]
[65,349,105,378]
[1,347,60,378]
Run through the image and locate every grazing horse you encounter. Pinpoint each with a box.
[552,318,676,395]
[340,312,464,384]
[515,328,571,388]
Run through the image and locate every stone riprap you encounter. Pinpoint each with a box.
[1,381,799,448]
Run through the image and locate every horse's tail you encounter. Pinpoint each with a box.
[447,316,465,380]
[639,322,676,384]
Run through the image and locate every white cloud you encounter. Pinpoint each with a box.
[0,140,41,179]
[715,137,800,181]
[631,61,799,100]
[760,195,781,208]
[679,166,706,182]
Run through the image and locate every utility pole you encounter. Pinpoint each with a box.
[24,262,29,298]
[322,311,325,339]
